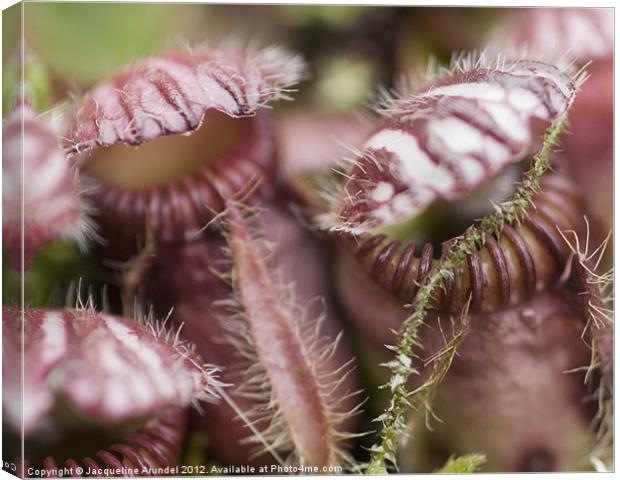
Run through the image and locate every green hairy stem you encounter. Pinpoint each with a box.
[366,117,569,474]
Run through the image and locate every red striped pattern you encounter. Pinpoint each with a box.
[335,59,577,232]
[2,307,218,434]
[2,105,87,269]
[65,47,304,154]
[64,46,303,245]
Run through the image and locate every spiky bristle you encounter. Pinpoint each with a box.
[557,219,613,466]
[318,52,582,236]
[215,200,363,467]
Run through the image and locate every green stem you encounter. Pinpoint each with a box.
[367,117,568,474]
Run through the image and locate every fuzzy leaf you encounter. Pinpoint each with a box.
[225,201,351,467]
[2,307,219,434]
[2,103,92,270]
[65,46,305,154]
[333,57,578,233]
